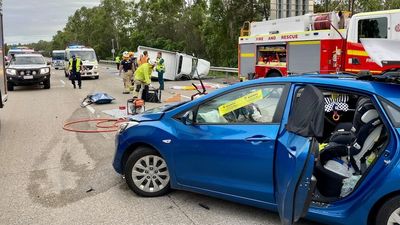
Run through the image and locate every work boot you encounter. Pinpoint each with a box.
[79,86,81,89]
[73,85,76,89]
[123,91,130,94]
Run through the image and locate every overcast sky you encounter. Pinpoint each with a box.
[3,0,101,44]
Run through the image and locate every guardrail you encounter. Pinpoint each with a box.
[100,60,115,64]
[209,66,238,73]
[100,60,238,75]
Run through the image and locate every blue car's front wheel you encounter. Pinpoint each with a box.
[125,146,171,197]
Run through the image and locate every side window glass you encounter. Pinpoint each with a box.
[381,99,400,128]
[196,85,284,124]
[358,17,388,42]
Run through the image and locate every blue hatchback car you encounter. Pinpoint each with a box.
[113,75,400,225]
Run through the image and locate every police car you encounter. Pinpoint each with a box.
[6,54,51,90]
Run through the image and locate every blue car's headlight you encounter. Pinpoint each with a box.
[119,121,139,133]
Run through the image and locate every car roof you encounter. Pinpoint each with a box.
[67,48,94,51]
[14,54,44,57]
[223,75,400,107]
[8,49,34,52]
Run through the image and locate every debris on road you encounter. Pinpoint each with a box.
[165,94,182,103]
[198,203,210,210]
[80,92,115,108]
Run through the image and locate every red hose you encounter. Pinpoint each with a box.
[63,118,127,133]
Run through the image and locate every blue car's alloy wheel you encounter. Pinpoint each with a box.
[388,208,400,225]
[376,196,400,225]
[125,146,171,197]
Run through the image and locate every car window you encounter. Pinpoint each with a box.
[10,56,45,65]
[52,53,64,60]
[196,85,284,124]
[68,51,97,61]
[358,17,388,42]
[381,99,400,127]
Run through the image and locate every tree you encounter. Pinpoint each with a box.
[30,0,398,66]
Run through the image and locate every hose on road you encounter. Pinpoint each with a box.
[63,118,127,133]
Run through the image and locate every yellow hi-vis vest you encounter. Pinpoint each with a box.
[134,63,152,85]
[156,58,165,72]
[69,58,81,71]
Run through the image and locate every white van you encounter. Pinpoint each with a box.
[137,46,210,80]
[64,45,99,79]
[51,50,65,70]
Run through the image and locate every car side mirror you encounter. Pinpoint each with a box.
[181,111,195,125]
[65,57,68,61]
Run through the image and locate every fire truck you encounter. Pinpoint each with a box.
[238,9,400,78]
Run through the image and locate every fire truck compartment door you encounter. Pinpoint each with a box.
[239,44,256,76]
[288,41,321,74]
[361,38,400,67]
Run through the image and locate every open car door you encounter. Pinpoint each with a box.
[275,85,324,225]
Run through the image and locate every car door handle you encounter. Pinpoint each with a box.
[245,135,273,143]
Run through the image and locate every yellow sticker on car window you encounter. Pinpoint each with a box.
[218,90,263,116]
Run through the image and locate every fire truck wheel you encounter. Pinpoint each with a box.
[266,71,281,78]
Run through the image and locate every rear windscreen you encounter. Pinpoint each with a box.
[52,53,64,60]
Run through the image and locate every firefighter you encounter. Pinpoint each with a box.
[115,55,121,70]
[133,59,154,99]
[155,51,165,90]
[69,54,82,89]
[129,52,138,69]
[338,11,345,29]
[138,51,149,65]
[119,51,134,94]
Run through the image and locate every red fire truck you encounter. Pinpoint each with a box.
[238,9,400,78]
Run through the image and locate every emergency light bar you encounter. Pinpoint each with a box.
[67,45,86,49]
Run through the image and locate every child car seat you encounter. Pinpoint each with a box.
[315,97,383,197]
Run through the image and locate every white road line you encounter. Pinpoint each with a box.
[60,80,65,85]
[181,95,191,99]
[86,105,95,114]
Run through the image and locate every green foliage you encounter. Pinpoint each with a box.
[27,0,400,66]
[314,0,400,13]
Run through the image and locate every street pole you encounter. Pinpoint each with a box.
[111,39,115,60]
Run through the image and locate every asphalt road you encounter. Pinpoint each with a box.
[0,64,320,225]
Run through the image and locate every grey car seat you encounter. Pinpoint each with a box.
[315,97,384,197]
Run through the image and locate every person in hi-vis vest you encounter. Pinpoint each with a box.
[69,55,83,89]
[155,51,165,90]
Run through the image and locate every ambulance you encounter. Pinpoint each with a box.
[64,45,99,79]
